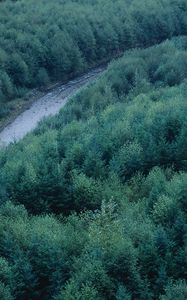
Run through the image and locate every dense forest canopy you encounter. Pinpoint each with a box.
[0,36,187,299]
[0,0,187,299]
[0,0,187,119]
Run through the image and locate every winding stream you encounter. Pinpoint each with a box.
[0,67,105,146]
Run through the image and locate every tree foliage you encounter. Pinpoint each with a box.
[0,0,187,118]
[0,2,186,299]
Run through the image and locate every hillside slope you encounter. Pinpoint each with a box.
[0,0,187,122]
[0,37,186,299]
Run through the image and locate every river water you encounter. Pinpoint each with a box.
[0,67,104,146]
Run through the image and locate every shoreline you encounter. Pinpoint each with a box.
[0,66,105,146]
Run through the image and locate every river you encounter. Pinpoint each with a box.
[0,67,105,146]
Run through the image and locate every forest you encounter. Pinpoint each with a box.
[0,0,187,121]
[0,0,187,300]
